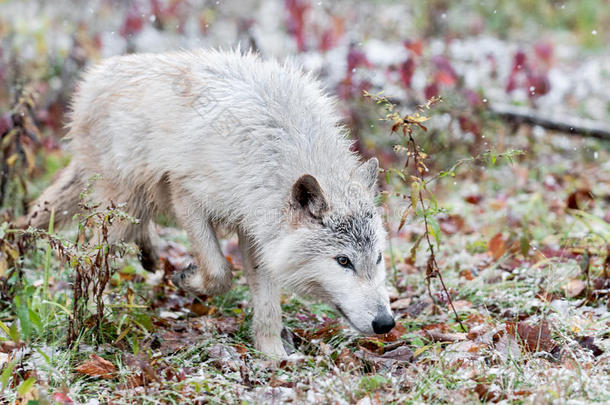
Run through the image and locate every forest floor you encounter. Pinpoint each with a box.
[1,1,609,404]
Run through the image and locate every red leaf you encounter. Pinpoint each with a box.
[403,39,423,56]
[399,58,416,88]
[464,194,483,205]
[439,214,465,235]
[534,41,553,64]
[566,188,594,210]
[53,393,74,405]
[507,321,556,353]
[489,233,507,260]
[432,55,458,85]
[512,50,527,72]
[120,4,144,37]
[424,82,439,99]
[285,0,310,52]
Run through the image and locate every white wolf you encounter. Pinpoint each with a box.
[28,49,395,357]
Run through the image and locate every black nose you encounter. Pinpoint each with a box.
[372,311,395,334]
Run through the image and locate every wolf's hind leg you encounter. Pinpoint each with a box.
[239,232,286,358]
[170,191,232,296]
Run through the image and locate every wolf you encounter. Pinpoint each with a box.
[27,49,395,357]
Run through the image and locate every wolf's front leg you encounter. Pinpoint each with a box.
[239,233,286,358]
[170,191,232,296]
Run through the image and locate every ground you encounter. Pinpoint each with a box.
[0,1,609,404]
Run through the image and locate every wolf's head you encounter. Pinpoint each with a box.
[269,157,394,335]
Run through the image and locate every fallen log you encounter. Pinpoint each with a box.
[489,103,610,141]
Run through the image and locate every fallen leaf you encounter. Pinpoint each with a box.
[578,336,603,357]
[390,297,411,310]
[0,340,25,353]
[475,383,504,402]
[459,269,474,280]
[355,345,413,370]
[464,194,483,205]
[439,214,465,235]
[295,320,344,340]
[190,301,211,316]
[422,324,467,343]
[451,300,473,310]
[208,344,242,372]
[489,233,507,260]
[52,392,74,405]
[335,348,361,369]
[507,321,556,353]
[378,322,406,342]
[75,354,116,379]
[494,334,522,362]
[563,279,585,298]
[467,324,490,340]
[566,189,594,210]
[209,317,239,335]
[380,345,414,362]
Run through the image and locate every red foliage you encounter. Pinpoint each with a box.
[534,41,553,64]
[424,82,439,99]
[120,3,144,37]
[399,58,416,88]
[458,114,481,137]
[506,47,552,100]
[285,0,310,52]
[432,55,458,86]
[403,39,424,56]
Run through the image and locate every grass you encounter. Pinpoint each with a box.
[0,123,608,404]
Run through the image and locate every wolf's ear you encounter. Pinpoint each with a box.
[291,174,329,219]
[356,157,379,191]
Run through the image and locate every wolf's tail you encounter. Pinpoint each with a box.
[26,160,84,230]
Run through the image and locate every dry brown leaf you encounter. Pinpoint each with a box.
[459,269,475,280]
[475,383,504,402]
[378,322,407,342]
[566,188,594,210]
[439,214,465,235]
[507,321,556,353]
[0,340,25,353]
[210,317,239,335]
[422,324,467,342]
[355,345,413,370]
[489,233,507,260]
[390,297,411,310]
[75,354,116,379]
[452,300,473,310]
[464,194,483,205]
[578,336,603,357]
[563,279,585,298]
[335,348,362,369]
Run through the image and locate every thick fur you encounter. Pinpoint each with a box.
[27,49,392,357]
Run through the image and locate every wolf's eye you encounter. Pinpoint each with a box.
[376,252,383,264]
[335,255,354,270]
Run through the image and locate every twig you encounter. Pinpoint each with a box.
[489,103,610,141]
[409,133,467,333]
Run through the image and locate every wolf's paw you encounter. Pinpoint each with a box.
[137,247,159,272]
[256,337,288,358]
[171,263,232,296]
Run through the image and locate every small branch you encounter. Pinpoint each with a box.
[489,103,610,141]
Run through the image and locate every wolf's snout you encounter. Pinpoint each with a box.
[372,311,395,334]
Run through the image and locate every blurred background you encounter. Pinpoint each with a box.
[1,0,609,205]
